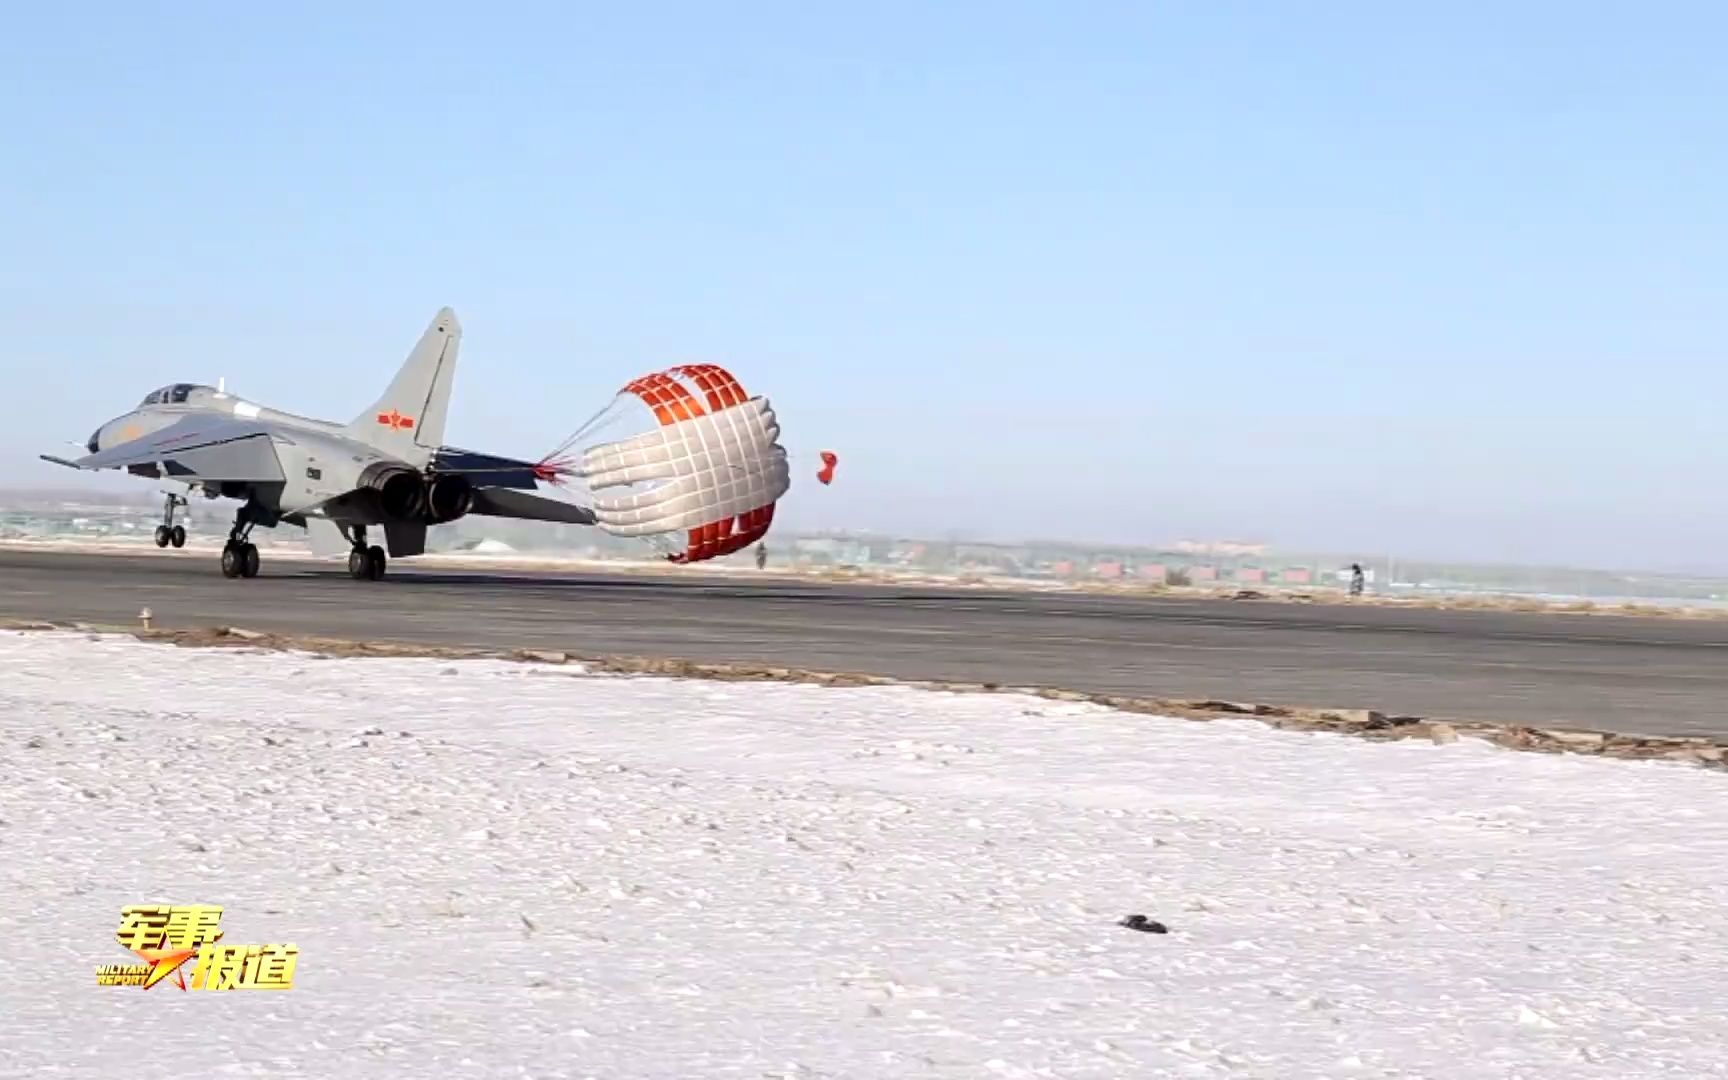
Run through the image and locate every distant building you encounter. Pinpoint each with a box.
[1094,561,1123,579]
[1137,563,1167,582]
[1235,567,1265,584]
[1281,567,1312,585]
[1174,539,1269,558]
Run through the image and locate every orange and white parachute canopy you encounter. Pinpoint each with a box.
[540,364,790,564]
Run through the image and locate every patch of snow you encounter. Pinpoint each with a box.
[1,630,1726,1078]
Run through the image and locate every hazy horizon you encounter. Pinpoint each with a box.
[5,5,1725,573]
[10,479,1728,581]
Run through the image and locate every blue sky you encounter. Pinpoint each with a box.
[3,2,1724,570]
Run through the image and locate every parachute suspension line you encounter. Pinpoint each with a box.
[533,398,621,485]
[544,400,612,460]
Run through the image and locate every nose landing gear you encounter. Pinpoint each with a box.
[153,494,187,549]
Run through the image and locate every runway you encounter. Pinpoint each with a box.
[3,547,1726,738]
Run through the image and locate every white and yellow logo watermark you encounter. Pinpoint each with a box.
[97,905,297,991]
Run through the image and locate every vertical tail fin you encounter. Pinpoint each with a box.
[347,307,461,466]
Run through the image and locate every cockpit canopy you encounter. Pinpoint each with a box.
[138,383,216,407]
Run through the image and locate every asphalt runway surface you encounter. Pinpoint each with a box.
[3,547,1725,738]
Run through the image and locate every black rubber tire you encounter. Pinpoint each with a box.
[348,549,368,579]
[366,545,387,581]
[220,545,242,578]
[240,543,260,579]
[170,525,186,548]
[154,526,170,548]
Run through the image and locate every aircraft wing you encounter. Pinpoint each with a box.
[43,415,286,482]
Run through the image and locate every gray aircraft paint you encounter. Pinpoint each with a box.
[43,308,595,570]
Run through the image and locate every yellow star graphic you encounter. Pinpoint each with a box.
[133,945,195,990]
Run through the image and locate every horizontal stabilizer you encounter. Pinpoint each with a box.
[38,454,80,470]
[431,446,543,490]
[470,487,597,525]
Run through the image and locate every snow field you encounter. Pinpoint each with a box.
[2,630,1726,1078]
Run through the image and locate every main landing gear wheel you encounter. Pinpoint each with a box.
[221,504,262,579]
[154,525,171,548]
[170,525,186,548]
[348,545,386,581]
[342,525,387,582]
[221,543,260,579]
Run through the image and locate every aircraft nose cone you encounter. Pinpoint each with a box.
[86,428,101,454]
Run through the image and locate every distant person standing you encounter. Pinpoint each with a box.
[755,543,767,571]
[1349,563,1365,597]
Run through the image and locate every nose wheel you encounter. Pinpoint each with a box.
[154,494,188,548]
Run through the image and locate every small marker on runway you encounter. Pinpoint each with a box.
[139,607,153,631]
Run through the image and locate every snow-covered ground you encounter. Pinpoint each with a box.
[3,631,1726,1079]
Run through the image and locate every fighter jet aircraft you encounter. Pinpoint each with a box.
[41,308,596,581]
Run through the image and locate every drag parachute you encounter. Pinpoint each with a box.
[816,450,838,485]
[540,364,790,564]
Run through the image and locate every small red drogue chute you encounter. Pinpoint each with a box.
[816,450,838,485]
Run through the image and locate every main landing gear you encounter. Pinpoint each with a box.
[343,525,387,582]
[153,494,187,549]
[220,506,260,579]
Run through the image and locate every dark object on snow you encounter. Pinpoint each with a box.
[1119,914,1168,934]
